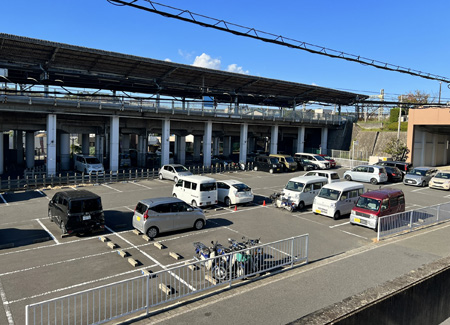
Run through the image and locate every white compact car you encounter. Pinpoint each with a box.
[159,164,193,182]
[74,155,105,175]
[217,180,254,206]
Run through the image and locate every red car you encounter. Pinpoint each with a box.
[318,154,336,168]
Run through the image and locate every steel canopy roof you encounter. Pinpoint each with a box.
[0,33,368,107]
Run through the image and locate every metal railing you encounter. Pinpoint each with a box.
[332,158,369,169]
[25,234,309,325]
[0,163,253,192]
[377,203,450,240]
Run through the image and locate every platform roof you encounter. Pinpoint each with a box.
[0,33,368,107]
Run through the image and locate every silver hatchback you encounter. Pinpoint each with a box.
[403,167,437,187]
[132,197,206,239]
[343,165,388,185]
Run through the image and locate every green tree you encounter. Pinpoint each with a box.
[397,90,432,115]
[383,138,409,161]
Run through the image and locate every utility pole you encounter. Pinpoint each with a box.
[397,95,402,140]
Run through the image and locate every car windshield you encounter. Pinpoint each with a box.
[285,157,295,163]
[314,155,325,161]
[200,182,216,191]
[409,169,426,176]
[70,198,102,213]
[435,172,450,179]
[174,166,189,172]
[285,181,304,192]
[233,183,251,192]
[355,197,380,212]
[269,158,279,164]
[85,157,100,164]
[318,188,341,200]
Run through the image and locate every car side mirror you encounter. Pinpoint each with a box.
[187,208,193,212]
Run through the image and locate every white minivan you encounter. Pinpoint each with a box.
[304,170,340,184]
[283,176,328,210]
[172,175,218,207]
[312,181,364,220]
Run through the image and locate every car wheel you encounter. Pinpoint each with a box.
[344,175,352,181]
[224,197,232,206]
[370,178,378,185]
[298,201,305,210]
[173,193,177,198]
[174,176,178,183]
[191,200,198,207]
[254,166,258,171]
[333,211,340,220]
[158,173,163,180]
[422,181,427,187]
[269,168,274,174]
[193,219,205,230]
[146,227,158,239]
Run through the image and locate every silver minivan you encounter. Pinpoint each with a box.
[132,197,206,239]
[343,165,388,185]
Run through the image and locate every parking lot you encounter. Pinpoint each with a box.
[1,167,450,325]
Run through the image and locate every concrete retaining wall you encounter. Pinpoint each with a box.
[351,125,407,158]
[291,256,450,325]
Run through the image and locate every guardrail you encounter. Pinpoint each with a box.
[25,234,309,325]
[0,163,252,192]
[377,203,450,240]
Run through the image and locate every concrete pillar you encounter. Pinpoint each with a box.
[321,127,328,155]
[161,119,170,166]
[431,133,437,167]
[270,125,278,155]
[239,123,248,163]
[16,131,24,165]
[297,126,305,154]
[138,134,147,167]
[95,135,104,163]
[213,137,220,156]
[223,136,232,157]
[444,136,449,166]
[25,131,35,169]
[121,134,130,152]
[46,114,57,175]
[420,131,426,167]
[82,134,90,155]
[176,135,186,165]
[193,135,202,162]
[110,116,120,171]
[60,133,70,171]
[0,133,3,174]
[203,121,212,166]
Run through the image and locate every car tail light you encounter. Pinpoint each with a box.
[143,210,149,221]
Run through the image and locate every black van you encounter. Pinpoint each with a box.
[253,156,283,173]
[48,190,105,235]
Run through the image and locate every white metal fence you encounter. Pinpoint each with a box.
[377,202,450,241]
[25,234,309,325]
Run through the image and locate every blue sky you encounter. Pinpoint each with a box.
[2,0,450,104]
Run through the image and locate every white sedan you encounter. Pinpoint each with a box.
[217,180,254,206]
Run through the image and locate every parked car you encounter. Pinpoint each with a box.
[403,167,437,187]
[253,156,283,173]
[375,161,412,176]
[159,164,193,183]
[48,190,105,235]
[385,166,403,183]
[172,175,217,207]
[350,189,405,230]
[74,155,105,175]
[318,154,337,168]
[304,170,340,184]
[294,153,330,170]
[343,165,388,185]
[132,197,206,239]
[429,170,450,191]
[269,154,297,172]
[211,155,235,168]
[217,180,254,206]
[282,176,328,210]
[119,153,131,168]
[293,157,315,171]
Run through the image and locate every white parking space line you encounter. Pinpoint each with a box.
[339,230,368,239]
[105,225,196,292]
[329,221,349,228]
[36,219,60,245]
[0,194,8,205]
[0,279,14,325]
[411,187,429,192]
[101,184,122,192]
[129,182,152,190]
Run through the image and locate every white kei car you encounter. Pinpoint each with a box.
[216,180,254,206]
[159,164,193,183]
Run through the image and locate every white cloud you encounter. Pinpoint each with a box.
[192,53,221,70]
[227,63,249,75]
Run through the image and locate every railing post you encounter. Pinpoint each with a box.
[437,204,441,222]
[410,210,414,231]
[291,237,294,267]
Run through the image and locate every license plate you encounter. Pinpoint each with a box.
[83,215,91,221]
[206,202,211,205]
[315,209,321,214]
[354,217,360,223]
[136,216,141,221]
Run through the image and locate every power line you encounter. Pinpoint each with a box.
[107,0,450,84]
